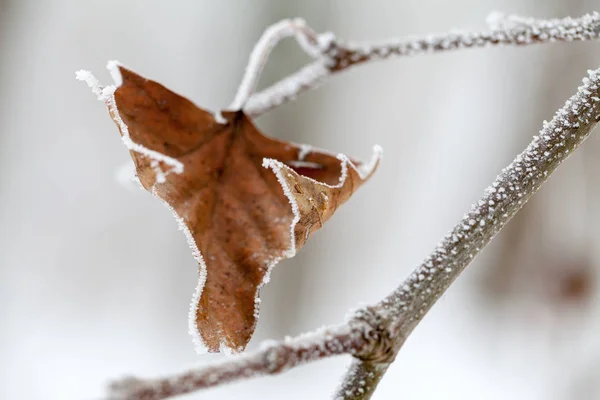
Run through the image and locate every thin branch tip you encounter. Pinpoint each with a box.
[245,11,600,116]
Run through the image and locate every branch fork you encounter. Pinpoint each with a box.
[86,11,600,400]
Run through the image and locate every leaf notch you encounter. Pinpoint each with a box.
[78,61,381,353]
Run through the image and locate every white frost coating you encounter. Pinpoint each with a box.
[262,158,300,259]
[315,31,337,54]
[295,24,336,60]
[77,64,211,352]
[229,18,321,111]
[244,12,600,119]
[214,110,226,124]
[244,61,330,117]
[383,66,600,324]
[230,18,336,115]
[355,145,383,180]
[254,146,380,351]
[262,144,382,259]
[76,63,184,184]
[75,70,104,100]
[219,342,244,356]
[347,11,600,63]
[249,254,283,336]
[297,143,312,160]
[287,160,323,169]
[79,58,380,355]
[150,190,209,354]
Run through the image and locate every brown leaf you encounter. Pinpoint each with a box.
[95,63,380,353]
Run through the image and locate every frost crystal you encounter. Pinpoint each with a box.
[382,66,600,326]
[151,191,208,354]
[262,144,381,258]
[245,62,330,117]
[76,61,184,183]
[326,12,600,72]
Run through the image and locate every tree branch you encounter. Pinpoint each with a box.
[336,58,600,397]
[228,18,326,111]
[108,319,374,400]
[333,65,600,400]
[333,360,389,400]
[245,12,600,117]
[104,12,600,400]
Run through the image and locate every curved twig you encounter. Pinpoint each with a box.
[245,12,600,117]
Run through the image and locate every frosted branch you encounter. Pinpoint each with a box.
[244,61,331,117]
[76,66,184,183]
[108,322,374,400]
[382,66,600,331]
[229,18,334,111]
[245,12,600,117]
[116,44,600,400]
[333,66,600,400]
[101,12,600,400]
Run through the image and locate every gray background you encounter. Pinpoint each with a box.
[2,1,600,399]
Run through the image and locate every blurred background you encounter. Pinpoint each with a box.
[2,1,600,399]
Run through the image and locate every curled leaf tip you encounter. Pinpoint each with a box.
[100,65,380,353]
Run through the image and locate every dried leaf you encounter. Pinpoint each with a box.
[88,63,380,353]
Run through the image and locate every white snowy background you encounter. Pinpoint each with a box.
[2,1,600,399]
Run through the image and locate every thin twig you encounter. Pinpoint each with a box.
[108,320,374,400]
[103,13,600,400]
[244,61,331,117]
[245,12,600,117]
[228,18,328,110]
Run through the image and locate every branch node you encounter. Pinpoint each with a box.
[349,307,396,364]
[262,344,289,374]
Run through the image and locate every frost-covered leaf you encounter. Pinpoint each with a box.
[81,63,380,353]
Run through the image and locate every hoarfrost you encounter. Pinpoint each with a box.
[76,61,184,186]
[230,18,333,112]
[382,66,600,327]
[332,12,600,72]
[245,61,330,117]
[297,143,312,160]
[262,145,381,258]
[78,63,209,352]
[79,60,382,355]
